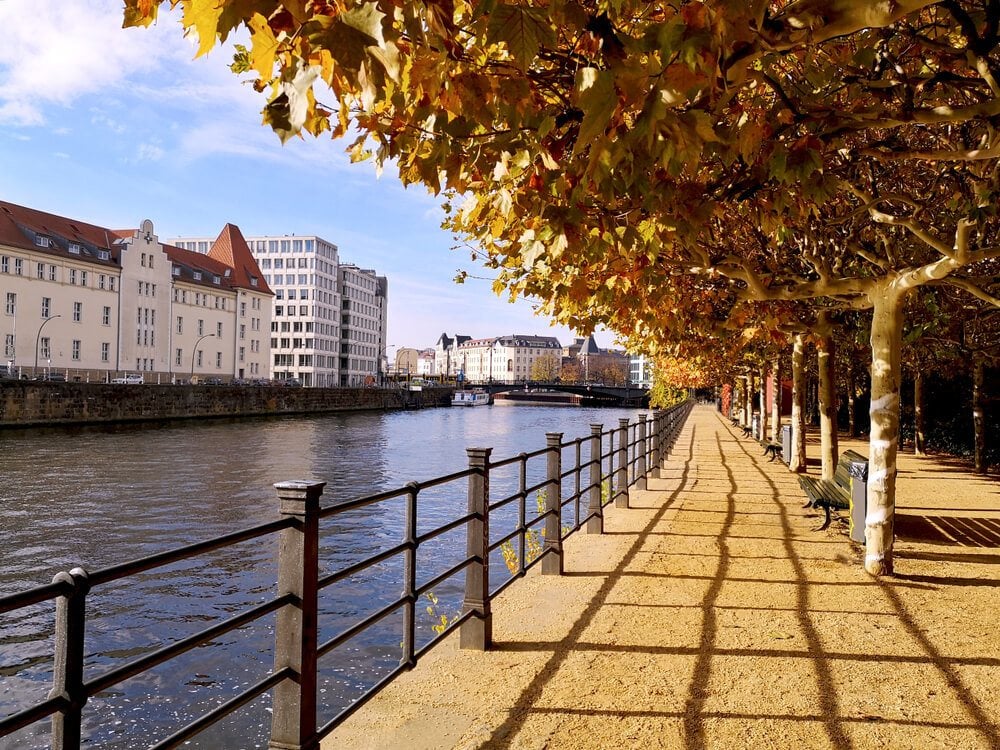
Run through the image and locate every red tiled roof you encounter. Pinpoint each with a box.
[0,200,121,266]
[208,223,273,295]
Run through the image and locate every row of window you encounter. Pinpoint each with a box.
[30,336,111,363]
[2,255,119,291]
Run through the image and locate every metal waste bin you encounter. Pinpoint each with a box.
[781,425,792,466]
[841,450,869,544]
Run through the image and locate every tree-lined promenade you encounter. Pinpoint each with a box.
[124,1,1000,575]
[323,405,1000,749]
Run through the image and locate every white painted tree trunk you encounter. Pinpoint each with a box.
[791,334,806,473]
[759,367,768,441]
[771,356,781,443]
[745,374,754,428]
[817,318,838,481]
[973,356,985,474]
[865,286,906,576]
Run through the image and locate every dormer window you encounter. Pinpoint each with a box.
[98,249,110,260]
[250,276,259,287]
[68,242,81,254]
[172,266,180,276]
[36,236,51,248]
[212,275,221,285]
[193,271,202,281]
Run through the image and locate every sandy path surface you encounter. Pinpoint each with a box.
[323,405,1000,750]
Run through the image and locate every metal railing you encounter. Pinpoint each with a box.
[0,400,693,749]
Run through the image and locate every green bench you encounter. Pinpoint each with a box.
[799,450,866,530]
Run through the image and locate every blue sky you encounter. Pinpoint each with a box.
[0,0,617,350]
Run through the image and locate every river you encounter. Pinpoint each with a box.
[0,404,645,749]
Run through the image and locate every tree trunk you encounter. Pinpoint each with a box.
[759,367,768,441]
[771,356,781,443]
[847,365,857,437]
[791,334,807,473]
[745,374,754,428]
[914,370,926,456]
[973,356,986,474]
[865,286,906,576]
[817,315,839,481]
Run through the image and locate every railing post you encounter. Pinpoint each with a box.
[270,480,325,750]
[615,418,630,508]
[542,432,563,575]
[651,410,662,479]
[461,448,492,650]
[636,414,648,490]
[49,567,89,750]
[586,424,603,533]
[401,482,419,669]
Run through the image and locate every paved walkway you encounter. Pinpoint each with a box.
[324,405,1000,750]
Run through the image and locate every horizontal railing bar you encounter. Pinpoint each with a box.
[317,542,408,591]
[317,597,404,659]
[415,512,475,546]
[414,558,474,598]
[487,491,524,513]
[150,667,292,750]
[487,527,522,553]
[316,661,409,739]
[524,478,549,496]
[413,467,477,491]
[319,486,413,518]
[0,579,71,615]
[0,694,67,736]
[87,594,293,696]
[413,609,475,658]
[489,569,524,598]
[89,518,294,587]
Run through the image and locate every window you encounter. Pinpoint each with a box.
[72,340,80,360]
[0,257,7,273]
[216,322,223,338]
[103,306,111,326]
[99,274,106,290]
[36,262,45,279]
[98,250,110,261]
[70,269,78,285]
[240,302,246,316]
[197,319,204,336]
[172,266,180,276]
[193,271,202,281]
[80,271,87,287]
[176,317,183,334]
[239,346,245,362]
[35,236,50,248]
[175,349,183,366]
[141,252,147,267]
[239,324,246,340]
[73,302,82,322]
[148,254,153,268]
[14,258,23,275]
[5,293,14,315]
[250,276,259,287]
[102,342,110,362]
[40,337,50,359]
[4,334,12,357]
[69,242,81,254]
[215,352,222,368]
[196,351,203,367]
[49,265,56,281]
[41,298,50,317]
[109,277,116,292]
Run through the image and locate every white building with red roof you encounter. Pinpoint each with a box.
[0,200,271,382]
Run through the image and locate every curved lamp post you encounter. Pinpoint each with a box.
[191,333,215,382]
[35,314,61,373]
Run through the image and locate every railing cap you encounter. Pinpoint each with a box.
[273,480,327,491]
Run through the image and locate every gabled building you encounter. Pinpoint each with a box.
[0,200,271,382]
[434,333,470,378]
[455,334,562,384]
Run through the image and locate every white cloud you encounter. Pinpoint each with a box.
[0,0,182,125]
[90,110,126,135]
[135,143,165,162]
[53,151,70,159]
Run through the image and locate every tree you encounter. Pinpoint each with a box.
[529,353,560,381]
[559,360,582,384]
[127,1,1000,575]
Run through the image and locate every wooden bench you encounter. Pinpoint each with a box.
[798,450,867,530]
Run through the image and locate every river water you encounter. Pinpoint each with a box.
[0,404,644,749]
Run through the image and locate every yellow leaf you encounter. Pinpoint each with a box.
[248,13,279,80]
[183,0,224,58]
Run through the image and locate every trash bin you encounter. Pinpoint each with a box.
[781,425,792,466]
[751,414,760,439]
[841,450,869,544]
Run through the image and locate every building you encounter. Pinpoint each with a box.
[0,200,271,382]
[416,348,436,376]
[454,334,562,384]
[629,354,654,387]
[563,335,630,384]
[171,234,388,387]
[434,333,470,378]
[339,265,388,386]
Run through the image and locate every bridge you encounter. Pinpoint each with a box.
[473,381,650,407]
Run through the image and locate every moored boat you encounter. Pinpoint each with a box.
[452,389,491,406]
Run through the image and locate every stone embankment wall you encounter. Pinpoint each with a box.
[0,382,453,427]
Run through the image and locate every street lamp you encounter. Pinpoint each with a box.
[191,333,215,383]
[35,315,61,374]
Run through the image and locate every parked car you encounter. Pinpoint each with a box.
[111,374,144,384]
[200,377,225,386]
[0,365,16,379]
[277,378,302,388]
[35,372,66,382]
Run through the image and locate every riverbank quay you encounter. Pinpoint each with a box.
[324,404,1000,750]
[0,381,452,427]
